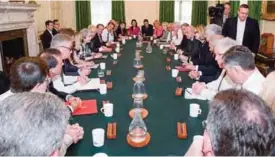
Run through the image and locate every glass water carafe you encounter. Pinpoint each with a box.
[129,109,147,142]
[133,80,146,98]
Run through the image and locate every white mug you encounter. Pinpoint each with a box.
[190,103,202,117]
[113,53,118,60]
[174,54,179,60]
[100,63,106,70]
[160,45,164,50]
[153,39,157,44]
[92,128,105,147]
[93,153,108,157]
[129,36,132,40]
[99,84,107,95]
[100,103,113,117]
[116,42,120,47]
[150,36,153,41]
[172,69,179,78]
[122,38,126,44]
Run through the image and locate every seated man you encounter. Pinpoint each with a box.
[41,20,54,49]
[50,34,91,76]
[192,37,238,100]
[175,23,189,51]
[0,92,70,156]
[39,48,88,96]
[90,24,112,53]
[102,22,115,44]
[141,19,154,37]
[185,89,275,156]
[171,22,184,46]
[223,45,265,94]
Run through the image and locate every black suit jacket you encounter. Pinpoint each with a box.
[52,29,59,36]
[62,59,79,76]
[90,33,104,52]
[141,24,154,36]
[183,39,201,64]
[41,30,53,49]
[116,27,127,37]
[48,82,67,100]
[222,17,260,54]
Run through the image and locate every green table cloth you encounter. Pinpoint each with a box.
[67,40,208,156]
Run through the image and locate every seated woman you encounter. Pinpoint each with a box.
[159,22,172,42]
[128,19,140,36]
[153,20,163,39]
[260,71,275,113]
[75,28,102,61]
[116,21,128,40]
[102,22,115,44]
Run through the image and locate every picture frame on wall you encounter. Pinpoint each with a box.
[262,1,275,21]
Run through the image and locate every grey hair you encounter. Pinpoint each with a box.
[80,28,92,39]
[214,37,238,55]
[207,89,275,156]
[0,92,70,156]
[50,34,72,48]
[205,24,222,36]
[223,45,255,70]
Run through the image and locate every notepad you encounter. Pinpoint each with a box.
[184,88,206,100]
[78,78,100,91]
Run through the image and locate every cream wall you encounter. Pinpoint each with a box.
[34,0,76,34]
[125,0,159,27]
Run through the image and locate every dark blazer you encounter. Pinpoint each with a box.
[177,35,189,51]
[48,82,67,100]
[52,28,59,36]
[141,24,154,36]
[0,71,10,95]
[90,33,104,53]
[62,59,79,76]
[199,70,221,83]
[184,39,201,64]
[41,30,53,49]
[116,27,127,37]
[222,17,260,54]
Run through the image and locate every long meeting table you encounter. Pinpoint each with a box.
[67,40,208,156]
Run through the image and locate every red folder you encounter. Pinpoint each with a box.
[66,100,98,116]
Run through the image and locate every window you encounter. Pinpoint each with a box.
[174,0,193,24]
[90,0,112,26]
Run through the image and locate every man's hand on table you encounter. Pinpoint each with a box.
[65,124,84,144]
[192,82,206,95]
[189,71,200,79]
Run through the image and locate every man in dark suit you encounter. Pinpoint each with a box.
[41,20,54,49]
[90,24,112,53]
[52,19,60,35]
[222,4,260,54]
[141,19,154,37]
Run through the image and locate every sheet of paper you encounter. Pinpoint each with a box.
[63,75,78,85]
[184,88,206,100]
[90,64,99,69]
[78,78,100,91]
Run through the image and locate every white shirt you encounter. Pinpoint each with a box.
[47,29,54,37]
[172,29,183,46]
[0,90,13,102]
[241,68,265,95]
[200,69,237,100]
[236,18,246,45]
[102,28,114,42]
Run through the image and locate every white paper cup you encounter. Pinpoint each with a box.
[189,103,202,117]
[100,63,106,70]
[160,45,164,50]
[129,37,132,40]
[115,47,120,53]
[150,36,153,41]
[133,35,136,39]
[122,39,126,44]
[116,42,120,47]
[99,84,107,95]
[174,54,179,60]
[92,128,105,147]
[153,39,157,44]
[113,53,118,60]
[100,103,113,117]
[172,69,179,78]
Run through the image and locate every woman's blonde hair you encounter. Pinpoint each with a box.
[260,71,275,113]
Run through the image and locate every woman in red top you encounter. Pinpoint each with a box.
[153,20,164,39]
[128,19,140,36]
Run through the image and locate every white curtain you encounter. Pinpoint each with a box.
[174,0,193,24]
[240,0,248,5]
[90,0,112,26]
